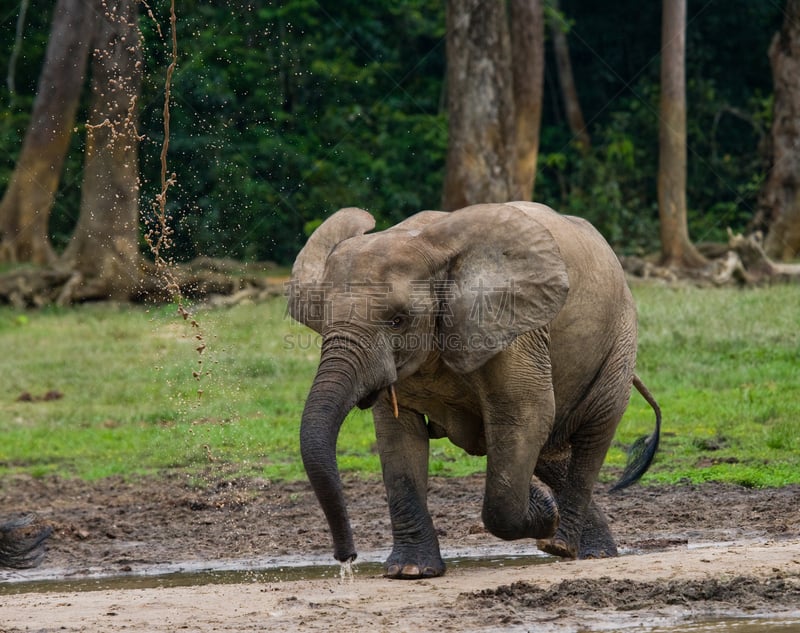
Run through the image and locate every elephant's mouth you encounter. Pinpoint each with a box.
[357,390,381,410]
[356,385,400,418]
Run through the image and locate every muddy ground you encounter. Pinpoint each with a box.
[1,473,799,632]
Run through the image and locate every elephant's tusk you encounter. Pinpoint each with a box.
[388,384,399,419]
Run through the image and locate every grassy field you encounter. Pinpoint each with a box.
[0,283,798,487]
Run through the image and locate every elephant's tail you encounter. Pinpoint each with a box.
[610,375,662,492]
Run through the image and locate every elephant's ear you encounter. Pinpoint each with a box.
[421,203,570,374]
[288,207,375,332]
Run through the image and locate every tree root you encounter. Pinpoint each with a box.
[621,231,800,286]
[0,258,286,307]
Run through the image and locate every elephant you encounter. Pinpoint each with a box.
[287,201,661,579]
[0,514,52,568]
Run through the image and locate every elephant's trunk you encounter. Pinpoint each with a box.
[299,334,394,563]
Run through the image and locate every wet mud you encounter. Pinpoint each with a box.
[0,474,799,631]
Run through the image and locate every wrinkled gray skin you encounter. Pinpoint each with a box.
[0,514,52,569]
[288,202,650,579]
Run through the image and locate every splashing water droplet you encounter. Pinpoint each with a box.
[339,559,354,583]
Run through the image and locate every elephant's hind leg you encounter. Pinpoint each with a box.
[576,501,618,558]
[543,340,634,558]
[535,447,619,559]
[534,451,579,559]
[537,425,623,559]
[536,496,617,559]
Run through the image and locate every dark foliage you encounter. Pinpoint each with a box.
[0,0,783,264]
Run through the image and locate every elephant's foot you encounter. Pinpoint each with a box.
[536,536,577,559]
[537,501,619,559]
[384,545,445,579]
[576,511,618,559]
[483,477,559,541]
[578,543,618,559]
[536,534,617,559]
[528,477,560,539]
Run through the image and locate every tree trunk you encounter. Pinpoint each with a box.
[509,0,545,200]
[442,0,517,210]
[60,0,144,301]
[0,0,95,265]
[759,0,800,261]
[549,0,590,154]
[657,0,707,269]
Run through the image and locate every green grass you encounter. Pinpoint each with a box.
[0,283,798,488]
[607,283,800,488]
[0,301,317,481]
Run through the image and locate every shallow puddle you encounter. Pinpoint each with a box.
[0,548,551,595]
[648,617,800,632]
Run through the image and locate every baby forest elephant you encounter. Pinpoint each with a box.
[287,201,661,579]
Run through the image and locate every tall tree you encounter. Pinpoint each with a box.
[549,0,590,153]
[0,0,94,264]
[60,0,143,301]
[0,0,151,305]
[759,0,800,261]
[657,0,706,269]
[442,0,544,210]
[509,0,546,199]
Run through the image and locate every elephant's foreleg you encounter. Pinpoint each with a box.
[373,399,444,579]
[480,366,560,542]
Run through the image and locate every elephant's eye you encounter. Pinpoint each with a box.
[389,315,405,330]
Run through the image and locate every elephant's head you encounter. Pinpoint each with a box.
[287,203,570,562]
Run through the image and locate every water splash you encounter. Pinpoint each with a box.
[339,559,355,583]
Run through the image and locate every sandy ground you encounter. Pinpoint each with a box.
[1,474,799,632]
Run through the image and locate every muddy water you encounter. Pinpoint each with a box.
[649,619,800,632]
[0,548,552,595]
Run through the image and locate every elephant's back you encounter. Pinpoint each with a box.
[510,204,638,428]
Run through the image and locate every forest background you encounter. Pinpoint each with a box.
[0,0,787,275]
